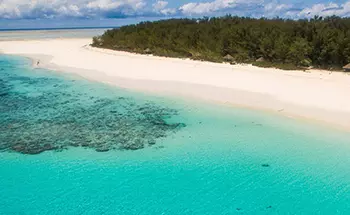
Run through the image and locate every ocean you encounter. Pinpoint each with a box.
[1,55,350,214]
[0,28,109,41]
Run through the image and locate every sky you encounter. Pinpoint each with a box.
[1,0,350,29]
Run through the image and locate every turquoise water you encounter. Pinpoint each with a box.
[1,55,350,214]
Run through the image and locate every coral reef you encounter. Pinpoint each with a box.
[0,58,185,154]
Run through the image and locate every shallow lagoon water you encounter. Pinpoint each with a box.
[1,55,350,214]
[0,55,185,153]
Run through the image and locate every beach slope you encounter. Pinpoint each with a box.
[1,38,350,129]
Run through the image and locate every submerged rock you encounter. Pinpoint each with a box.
[11,144,25,152]
[11,143,57,155]
[96,148,110,152]
[148,139,156,145]
[121,143,144,151]
[0,92,8,97]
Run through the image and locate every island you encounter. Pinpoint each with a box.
[92,16,350,71]
[1,25,350,130]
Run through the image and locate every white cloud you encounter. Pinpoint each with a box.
[153,1,168,10]
[263,2,293,17]
[152,1,176,15]
[179,0,262,15]
[1,0,350,20]
[0,0,147,19]
[178,0,350,18]
[90,0,146,10]
[160,8,176,15]
[297,2,350,18]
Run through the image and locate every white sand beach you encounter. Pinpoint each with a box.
[1,38,350,129]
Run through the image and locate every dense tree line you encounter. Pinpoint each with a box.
[92,16,350,70]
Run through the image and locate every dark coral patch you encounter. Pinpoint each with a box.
[0,58,185,155]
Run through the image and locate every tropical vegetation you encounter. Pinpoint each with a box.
[92,16,350,70]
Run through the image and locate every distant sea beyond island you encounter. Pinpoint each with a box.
[0,26,116,32]
[0,27,113,41]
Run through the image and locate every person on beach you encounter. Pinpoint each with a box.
[37,60,40,66]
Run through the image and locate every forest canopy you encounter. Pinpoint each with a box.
[92,16,350,70]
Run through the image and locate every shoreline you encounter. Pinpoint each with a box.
[1,38,350,131]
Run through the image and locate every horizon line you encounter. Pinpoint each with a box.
[0,26,118,32]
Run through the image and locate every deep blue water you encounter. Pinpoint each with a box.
[0,27,115,31]
[1,55,350,214]
[0,28,107,41]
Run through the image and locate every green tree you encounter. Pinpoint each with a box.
[92,16,350,69]
[289,38,312,66]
